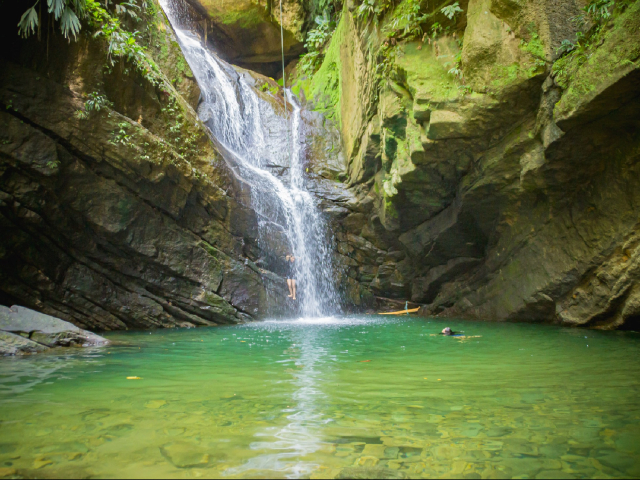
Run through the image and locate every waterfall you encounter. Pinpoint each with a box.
[158,0,340,318]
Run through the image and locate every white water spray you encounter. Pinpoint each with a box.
[159,0,340,318]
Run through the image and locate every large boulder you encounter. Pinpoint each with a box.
[0,331,49,356]
[0,305,108,355]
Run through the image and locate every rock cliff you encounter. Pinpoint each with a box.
[0,0,297,330]
[297,0,640,329]
[3,0,639,331]
[180,0,316,77]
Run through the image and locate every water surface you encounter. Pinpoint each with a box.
[1,316,639,479]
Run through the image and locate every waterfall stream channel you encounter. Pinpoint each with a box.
[159,0,340,318]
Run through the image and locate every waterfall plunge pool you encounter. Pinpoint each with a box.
[1,316,639,479]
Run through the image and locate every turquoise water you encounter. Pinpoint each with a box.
[0,316,639,479]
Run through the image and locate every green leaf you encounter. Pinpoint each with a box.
[441,1,463,20]
[47,0,66,19]
[60,6,81,39]
[18,5,39,38]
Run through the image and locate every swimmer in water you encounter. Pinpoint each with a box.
[432,327,481,340]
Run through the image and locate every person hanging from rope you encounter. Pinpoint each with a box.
[285,254,297,300]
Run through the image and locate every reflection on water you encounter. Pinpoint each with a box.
[0,316,639,479]
[232,323,331,478]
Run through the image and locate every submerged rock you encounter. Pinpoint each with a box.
[0,305,108,355]
[160,442,210,468]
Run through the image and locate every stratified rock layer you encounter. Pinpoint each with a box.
[183,0,305,76]
[0,1,293,330]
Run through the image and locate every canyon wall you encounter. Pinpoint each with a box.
[2,0,639,331]
[297,0,640,329]
[0,1,299,330]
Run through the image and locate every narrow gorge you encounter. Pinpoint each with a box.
[2,0,639,332]
[0,1,639,478]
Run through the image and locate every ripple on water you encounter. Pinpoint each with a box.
[0,316,639,479]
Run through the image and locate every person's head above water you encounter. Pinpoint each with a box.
[442,327,453,335]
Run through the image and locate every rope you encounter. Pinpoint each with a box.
[279,0,288,116]
[278,0,293,169]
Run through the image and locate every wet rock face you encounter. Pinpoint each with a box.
[183,0,304,77]
[0,2,292,330]
[301,0,640,328]
[0,305,107,355]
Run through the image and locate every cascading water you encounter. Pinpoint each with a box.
[158,0,340,318]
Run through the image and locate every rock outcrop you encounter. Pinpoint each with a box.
[0,305,107,355]
[297,0,640,329]
[182,0,306,77]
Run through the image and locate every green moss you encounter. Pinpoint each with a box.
[201,242,219,259]
[518,28,547,77]
[211,6,265,29]
[519,29,545,61]
[203,292,228,307]
[490,63,520,87]
[383,196,399,219]
[489,27,546,89]
[159,44,169,62]
[258,82,279,96]
[296,13,348,124]
[396,41,460,101]
[116,197,134,223]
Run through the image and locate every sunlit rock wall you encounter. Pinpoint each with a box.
[297,0,640,329]
[181,0,306,76]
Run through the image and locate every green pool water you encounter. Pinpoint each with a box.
[1,316,639,479]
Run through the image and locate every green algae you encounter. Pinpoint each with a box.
[297,14,349,124]
[212,7,265,28]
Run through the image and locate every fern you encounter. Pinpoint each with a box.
[48,0,67,19]
[18,0,148,41]
[586,0,615,21]
[299,9,336,75]
[116,2,141,20]
[18,0,87,40]
[441,1,463,20]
